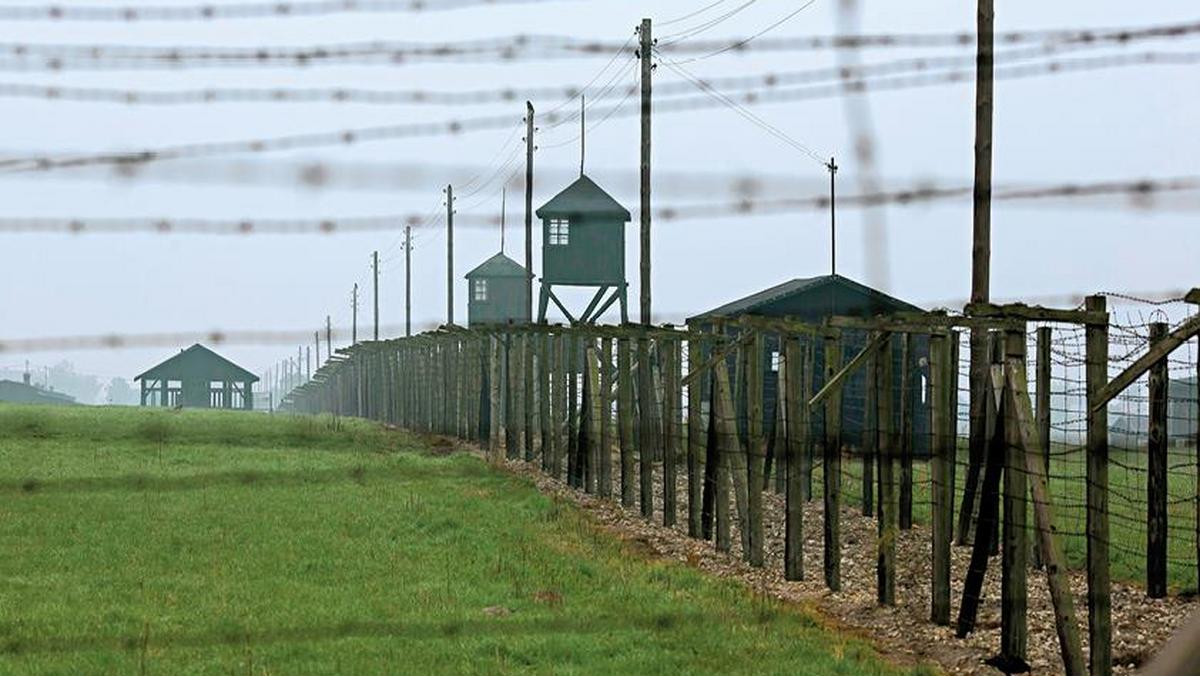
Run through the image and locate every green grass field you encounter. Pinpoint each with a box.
[0,405,923,675]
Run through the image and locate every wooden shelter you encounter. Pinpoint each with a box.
[135,344,258,409]
[688,274,929,453]
[465,252,531,327]
[535,174,631,324]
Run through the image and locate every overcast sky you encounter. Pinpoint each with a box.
[0,0,1196,382]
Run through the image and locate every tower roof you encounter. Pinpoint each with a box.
[464,252,529,279]
[535,174,631,221]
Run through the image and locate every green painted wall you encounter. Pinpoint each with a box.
[542,215,625,286]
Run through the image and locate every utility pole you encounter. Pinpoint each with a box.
[352,283,359,345]
[446,184,454,326]
[306,345,311,380]
[314,331,320,366]
[960,0,995,548]
[297,346,303,385]
[372,250,380,341]
[524,101,535,320]
[638,18,653,325]
[325,315,332,357]
[405,224,413,337]
[827,157,838,276]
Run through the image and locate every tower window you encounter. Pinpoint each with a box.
[473,279,488,301]
[548,218,570,245]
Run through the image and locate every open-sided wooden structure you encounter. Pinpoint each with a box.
[135,344,258,409]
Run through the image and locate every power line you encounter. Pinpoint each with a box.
[0,0,582,22]
[6,50,1194,174]
[0,176,1193,235]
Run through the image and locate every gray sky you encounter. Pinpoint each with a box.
[0,0,1197,381]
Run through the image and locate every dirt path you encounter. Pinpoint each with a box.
[455,442,1196,675]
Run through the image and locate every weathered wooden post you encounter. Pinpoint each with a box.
[599,337,614,499]
[567,331,581,488]
[899,333,914,530]
[525,330,537,463]
[1001,328,1028,665]
[583,336,597,493]
[618,336,636,507]
[687,337,706,537]
[662,337,680,527]
[876,334,896,605]
[1035,325,1053,569]
[823,334,844,592]
[862,345,877,517]
[638,334,654,519]
[784,337,807,581]
[929,332,953,625]
[1148,321,1169,599]
[489,335,503,463]
[540,332,553,472]
[746,331,765,567]
[713,356,749,556]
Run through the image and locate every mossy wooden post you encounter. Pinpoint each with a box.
[745,331,765,567]
[784,337,806,581]
[712,373,731,552]
[662,338,680,527]
[1035,326,1053,569]
[488,335,503,463]
[618,336,636,507]
[1001,328,1028,664]
[862,345,877,517]
[876,334,896,605]
[554,331,568,480]
[713,357,750,555]
[599,337,614,499]
[540,333,553,472]
[929,332,952,625]
[510,333,524,460]
[1148,321,1169,599]
[567,332,581,488]
[899,333,914,530]
[637,335,655,519]
[687,338,705,537]
[803,343,817,502]
[823,335,843,591]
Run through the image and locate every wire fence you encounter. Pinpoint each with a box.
[280,291,1199,673]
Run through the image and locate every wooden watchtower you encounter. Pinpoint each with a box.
[534,174,631,324]
[465,252,530,328]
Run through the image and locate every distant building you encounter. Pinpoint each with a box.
[688,274,929,454]
[535,174,631,324]
[465,252,531,328]
[135,344,258,409]
[0,372,77,406]
[1110,376,1197,447]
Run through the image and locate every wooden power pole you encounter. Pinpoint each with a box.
[960,0,996,545]
[314,331,320,366]
[446,184,454,326]
[638,17,653,325]
[372,250,380,341]
[351,283,358,345]
[405,224,413,337]
[525,101,535,320]
[325,315,332,357]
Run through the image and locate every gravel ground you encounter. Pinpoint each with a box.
[470,443,1197,675]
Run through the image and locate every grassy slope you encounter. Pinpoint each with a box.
[0,405,922,675]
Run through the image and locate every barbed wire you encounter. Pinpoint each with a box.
[5,52,1196,175]
[0,20,1196,71]
[0,176,1194,235]
[0,0,578,22]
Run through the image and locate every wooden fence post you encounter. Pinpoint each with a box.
[618,336,636,507]
[1001,328,1028,664]
[555,332,568,480]
[784,337,807,581]
[599,337,614,499]
[899,333,914,530]
[713,356,749,556]
[823,334,843,592]
[930,332,952,625]
[863,344,877,517]
[662,337,680,527]
[746,331,765,567]
[638,335,654,519]
[687,338,706,537]
[583,336,597,493]
[1148,321,1169,599]
[540,333,553,472]
[876,334,896,605]
[489,335,503,463]
[567,332,581,488]
[525,331,537,463]
[1035,325,1052,569]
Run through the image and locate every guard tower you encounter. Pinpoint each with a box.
[535,174,631,324]
[465,252,530,327]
